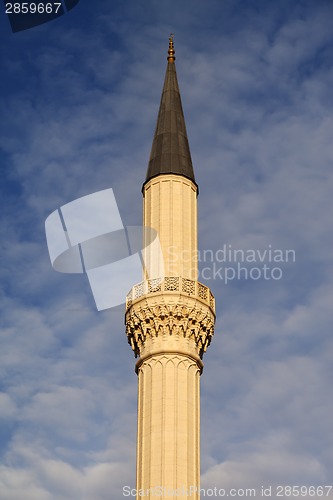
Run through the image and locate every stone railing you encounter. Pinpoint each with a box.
[126,276,215,313]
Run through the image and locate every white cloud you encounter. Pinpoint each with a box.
[0,393,17,420]
[0,466,53,500]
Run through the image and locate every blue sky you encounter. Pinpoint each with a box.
[1,0,333,498]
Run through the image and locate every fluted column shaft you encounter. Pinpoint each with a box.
[143,174,198,281]
[136,350,201,499]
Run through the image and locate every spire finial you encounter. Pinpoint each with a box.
[167,34,175,63]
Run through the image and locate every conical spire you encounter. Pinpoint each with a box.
[144,36,196,187]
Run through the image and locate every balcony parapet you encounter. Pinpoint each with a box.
[126,276,215,314]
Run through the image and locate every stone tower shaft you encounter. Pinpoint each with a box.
[125,37,215,500]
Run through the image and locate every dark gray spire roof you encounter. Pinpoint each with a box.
[144,38,196,187]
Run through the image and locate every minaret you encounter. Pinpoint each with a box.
[125,37,216,499]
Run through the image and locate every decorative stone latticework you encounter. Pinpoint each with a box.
[126,276,215,310]
[125,277,215,360]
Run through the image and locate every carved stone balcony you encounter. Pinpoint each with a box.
[126,276,215,314]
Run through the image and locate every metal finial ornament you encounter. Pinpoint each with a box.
[167,34,175,62]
